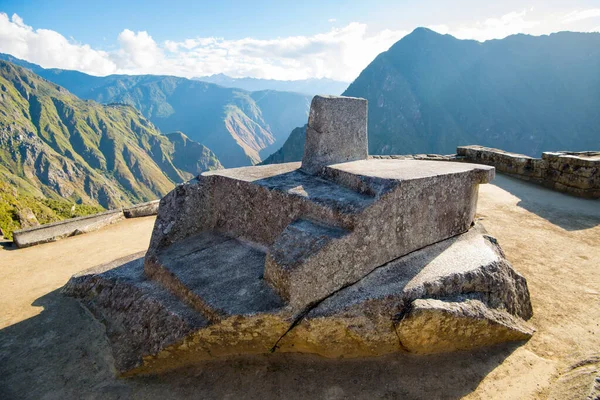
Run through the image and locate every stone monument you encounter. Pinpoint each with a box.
[64,95,533,376]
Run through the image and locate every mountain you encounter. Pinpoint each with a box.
[163,131,222,175]
[0,54,311,168]
[193,73,349,96]
[0,60,222,214]
[346,29,600,156]
[260,125,306,164]
[263,29,600,163]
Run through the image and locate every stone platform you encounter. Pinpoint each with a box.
[63,95,533,376]
[63,223,532,375]
[147,158,494,312]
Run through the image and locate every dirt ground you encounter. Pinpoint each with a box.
[0,174,599,399]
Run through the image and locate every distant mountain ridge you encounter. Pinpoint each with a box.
[260,125,307,165]
[0,60,221,211]
[346,28,600,157]
[0,54,311,167]
[263,29,600,163]
[193,73,349,96]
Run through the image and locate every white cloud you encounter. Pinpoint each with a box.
[427,24,450,35]
[562,9,600,24]
[0,13,406,81]
[0,10,597,82]
[328,18,336,23]
[157,23,407,80]
[429,10,540,42]
[115,29,163,70]
[164,23,408,80]
[0,13,116,75]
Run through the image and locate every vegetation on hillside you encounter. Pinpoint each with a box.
[0,54,311,168]
[0,60,221,215]
[0,180,104,240]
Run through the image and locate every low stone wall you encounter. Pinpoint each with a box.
[457,146,600,199]
[13,209,125,248]
[123,200,160,218]
[13,200,162,248]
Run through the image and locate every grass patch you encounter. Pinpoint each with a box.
[0,180,104,241]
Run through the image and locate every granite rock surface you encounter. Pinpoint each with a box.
[63,95,533,375]
[302,95,368,175]
[64,224,533,375]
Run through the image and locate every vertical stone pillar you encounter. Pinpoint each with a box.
[301,95,368,175]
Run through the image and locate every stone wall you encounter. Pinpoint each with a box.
[456,146,600,199]
[13,209,125,248]
[123,200,160,218]
[13,200,161,248]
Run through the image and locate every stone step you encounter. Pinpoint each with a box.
[255,160,495,311]
[201,163,375,245]
[321,158,495,197]
[148,159,495,313]
[146,231,286,321]
[62,252,210,373]
[264,219,350,302]
[275,224,533,358]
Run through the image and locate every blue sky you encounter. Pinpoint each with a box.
[1,0,599,80]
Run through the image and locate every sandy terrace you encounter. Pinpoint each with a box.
[0,174,599,400]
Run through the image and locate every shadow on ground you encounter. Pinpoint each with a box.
[0,288,524,400]
[492,174,600,231]
[0,240,16,251]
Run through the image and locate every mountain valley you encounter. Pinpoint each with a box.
[0,60,222,237]
[0,54,311,167]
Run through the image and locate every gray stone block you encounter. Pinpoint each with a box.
[396,298,534,354]
[302,95,368,175]
[123,200,160,218]
[62,252,210,373]
[275,225,533,357]
[64,224,533,374]
[13,209,124,248]
[264,159,494,309]
[148,159,493,311]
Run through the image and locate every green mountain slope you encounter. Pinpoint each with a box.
[263,30,600,163]
[163,131,222,175]
[260,125,306,164]
[0,54,311,168]
[0,60,221,213]
[0,179,104,240]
